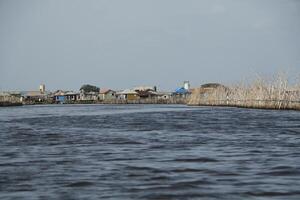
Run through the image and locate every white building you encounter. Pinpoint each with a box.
[183,81,190,90]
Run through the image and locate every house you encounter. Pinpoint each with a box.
[133,86,157,92]
[198,83,228,95]
[99,89,116,101]
[20,84,49,103]
[65,91,80,102]
[173,87,190,97]
[136,90,158,99]
[193,83,228,101]
[188,83,229,105]
[157,92,172,100]
[134,86,158,99]
[52,90,66,103]
[173,81,191,97]
[21,91,49,102]
[52,90,79,103]
[117,89,139,100]
[79,90,99,101]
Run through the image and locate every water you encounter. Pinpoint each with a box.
[0,104,300,200]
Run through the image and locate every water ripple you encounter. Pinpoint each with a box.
[0,105,300,199]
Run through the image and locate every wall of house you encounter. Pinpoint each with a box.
[104,92,116,100]
[56,96,65,103]
[127,94,139,100]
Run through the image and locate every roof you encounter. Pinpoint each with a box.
[137,90,158,97]
[21,91,48,97]
[156,92,172,96]
[119,89,138,95]
[53,90,66,96]
[65,91,79,95]
[134,86,155,91]
[99,89,115,94]
[201,83,225,89]
[174,87,189,94]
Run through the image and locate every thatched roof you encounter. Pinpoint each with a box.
[134,86,155,91]
[201,83,226,89]
[137,90,158,97]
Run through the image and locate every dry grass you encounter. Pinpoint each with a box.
[0,95,21,103]
[188,74,300,110]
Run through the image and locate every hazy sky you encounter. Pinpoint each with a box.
[1,0,300,91]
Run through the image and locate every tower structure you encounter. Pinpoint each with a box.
[183,81,190,90]
[39,84,45,93]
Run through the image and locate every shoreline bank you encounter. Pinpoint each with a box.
[188,99,300,111]
[2,101,300,112]
[188,103,300,111]
[0,102,23,107]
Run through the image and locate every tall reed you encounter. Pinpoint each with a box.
[188,74,300,110]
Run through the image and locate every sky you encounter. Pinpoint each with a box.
[0,0,300,91]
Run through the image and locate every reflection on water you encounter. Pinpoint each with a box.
[0,105,300,199]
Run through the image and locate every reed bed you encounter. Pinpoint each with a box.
[0,95,21,104]
[188,74,300,110]
[0,95,22,106]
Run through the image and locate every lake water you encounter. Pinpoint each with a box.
[0,104,300,200]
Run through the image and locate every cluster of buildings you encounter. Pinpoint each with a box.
[0,81,192,105]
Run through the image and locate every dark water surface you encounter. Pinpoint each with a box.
[1,104,300,200]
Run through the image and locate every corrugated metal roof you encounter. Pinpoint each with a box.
[21,91,48,97]
[65,91,79,95]
[119,89,138,95]
[174,87,189,94]
[133,86,155,91]
[156,92,172,96]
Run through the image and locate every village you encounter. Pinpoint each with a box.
[0,81,194,106]
[1,77,300,110]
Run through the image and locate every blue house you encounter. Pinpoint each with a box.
[56,95,65,103]
[173,81,191,97]
[52,90,66,104]
[53,90,79,104]
[174,87,189,95]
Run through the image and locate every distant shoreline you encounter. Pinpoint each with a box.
[0,102,23,107]
[188,103,300,111]
[2,101,300,112]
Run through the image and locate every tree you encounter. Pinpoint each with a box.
[80,84,100,93]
